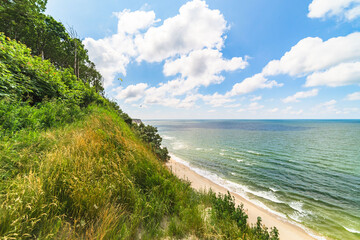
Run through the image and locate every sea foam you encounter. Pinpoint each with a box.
[169,153,327,240]
[344,227,360,234]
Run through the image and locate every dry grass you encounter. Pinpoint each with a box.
[0,106,279,240]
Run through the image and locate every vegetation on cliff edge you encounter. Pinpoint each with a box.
[0,2,280,238]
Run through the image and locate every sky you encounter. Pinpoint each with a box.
[46,0,360,119]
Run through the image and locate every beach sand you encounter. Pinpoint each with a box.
[166,157,318,240]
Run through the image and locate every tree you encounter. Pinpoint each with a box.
[0,0,104,94]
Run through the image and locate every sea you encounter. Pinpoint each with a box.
[144,120,360,240]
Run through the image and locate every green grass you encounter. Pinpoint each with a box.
[0,32,279,239]
[0,106,279,239]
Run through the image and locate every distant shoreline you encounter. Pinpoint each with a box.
[166,155,321,240]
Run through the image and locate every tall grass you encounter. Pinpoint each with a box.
[0,106,279,239]
[1,32,279,239]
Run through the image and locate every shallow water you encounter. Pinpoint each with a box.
[145,120,360,240]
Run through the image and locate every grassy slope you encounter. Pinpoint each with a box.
[0,34,279,239]
[0,106,279,239]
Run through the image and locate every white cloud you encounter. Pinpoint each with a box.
[250,95,262,101]
[268,108,279,113]
[342,107,360,114]
[84,0,249,107]
[224,103,242,108]
[236,102,264,113]
[115,83,148,102]
[225,32,360,97]
[83,34,135,88]
[228,74,282,96]
[115,10,158,34]
[312,100,339,114]
[305,62,360,87]
[177,95,201,108]
[345,91,360,100]
[346,5,360,20]
[84,10,157,88]
[282,106,304,115]
[248,102,264,111]
[308,0,360,21]
[263,32,360,77]
[163,48,248,89]
[282,89,319,103]
[201,93,234,107]
[135,0,227,62]
[143,84,203,109]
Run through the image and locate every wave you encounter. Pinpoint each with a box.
[289,201,305,213]
[170,154,284,207]
[171,141,188,150]
[344,227,360,234]
[169,153,328,240]
[162,135,175,140]
[247,150,263,155]
[229,157,244,162]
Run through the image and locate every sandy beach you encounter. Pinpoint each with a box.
[166,157,318,240]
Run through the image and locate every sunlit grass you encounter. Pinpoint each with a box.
[0,106,279,239]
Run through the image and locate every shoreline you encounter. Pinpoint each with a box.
[166,156,320,240]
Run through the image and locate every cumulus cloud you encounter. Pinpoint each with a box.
[282,89,319,103]
[262,32,360,77]
[83,10,157,87]
[142,85,202,108]
[115,83,148,103]
[115,10,158,34]
[228,74,282,96]
[135,0,227,62]
[345,91,360,100]
[84,0,250,109]
[305,62,360,87]
[308,0,360,20]
[222,32,360,98]
[163,48,248,88]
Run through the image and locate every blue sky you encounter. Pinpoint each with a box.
[46,0,360,119]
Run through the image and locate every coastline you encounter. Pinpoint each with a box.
[166,156,320,240]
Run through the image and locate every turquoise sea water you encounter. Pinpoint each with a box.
[144,120,360,240]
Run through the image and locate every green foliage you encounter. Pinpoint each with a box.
[0,3,280,239]
[211,191,248,232]
[208,191,280,240]
[0,1,103,91]
[0,107,280,239]
[133,123,170,162]
[0,33,104,106]
[0,99,86,137]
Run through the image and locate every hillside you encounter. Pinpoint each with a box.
[0,31,279,239]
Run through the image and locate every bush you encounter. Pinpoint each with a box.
[133,123,170,162]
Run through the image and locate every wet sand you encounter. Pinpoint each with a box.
[167,157,319,240]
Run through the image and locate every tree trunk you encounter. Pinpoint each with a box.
[74,41,77,77]
[77,58,79,79]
